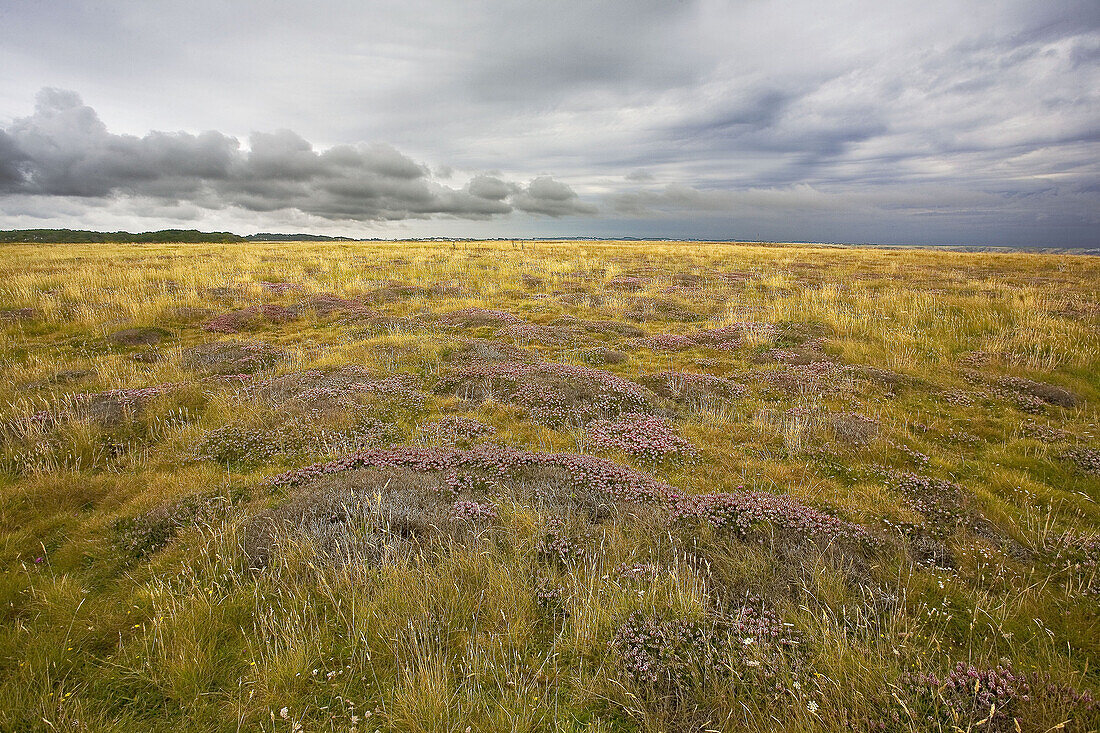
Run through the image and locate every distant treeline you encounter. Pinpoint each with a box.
[0,229,357,243]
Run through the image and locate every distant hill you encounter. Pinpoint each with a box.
[0,229,249,243]
[0,229,359,243]
[247,233,356,241]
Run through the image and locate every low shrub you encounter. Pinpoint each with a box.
[202,304,298,333]
[437,360,659,425]
[586,412,695,462]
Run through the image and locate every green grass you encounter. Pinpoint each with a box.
[0,239,1097,731]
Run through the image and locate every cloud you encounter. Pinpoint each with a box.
[0,132,28,185]
[0,89,595,222]
[603,181,1100,247]
[512,176,598,216]
[0,2,1097,244]
[466,174,515,201]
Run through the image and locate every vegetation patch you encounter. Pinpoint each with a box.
[108,326,171,346]
[201,303,299,333]
[436,360,660,425]
[181,339,287,374]
[2,240,1098,732]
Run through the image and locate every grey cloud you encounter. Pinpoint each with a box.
[608,182,1100,227]
[0,132,27,185]
[512,176,598,217]
[466,174,515,201]
[1,2,1097,244]
[4,90,239,198]
[460,1,707,104]
[0,89,594,222]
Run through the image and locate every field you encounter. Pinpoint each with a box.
[0,239,1098,732]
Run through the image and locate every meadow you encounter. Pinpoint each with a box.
[0,239,1097,732]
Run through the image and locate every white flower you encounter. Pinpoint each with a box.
[279,707,289,720]
[806,700,819,714]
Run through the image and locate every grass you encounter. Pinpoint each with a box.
[0,239,1097,731]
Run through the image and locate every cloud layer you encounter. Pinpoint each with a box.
[0,90,593,222]
[0,1,1098,244]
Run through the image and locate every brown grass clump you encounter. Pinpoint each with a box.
[756,360,856,396]
[550,315,645,339]
[203,284,247,301]
[496,322,580,346]
[555,290,604,308]
[637,371,746,409]
[257,281,302,294]
[520,273,545,289]
[240,468,464,568]
[201,303,298,333]
[995,375,1081,408]
[435,307,522,329]
[444,337,540,364]
[625,297,703,322]
[756,337,832,365]
[109,326,171,346]
[360,282,431,304]
[248,366,425,416]
[436,360,661,425]
[607,276,650,291]
[182,340,288,374]
[294,293,375,318]
[429,280,467,298]
[828,411,880,445]
[0,306,37,322]
[21,368,95,390]
[115,492,234,559]
[578,346,628,365]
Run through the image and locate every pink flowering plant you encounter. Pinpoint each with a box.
[436,360,659,426]
[202,303,298,333]
[585,412,695,462]
[896,661,1033,732]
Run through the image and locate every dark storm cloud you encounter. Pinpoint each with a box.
[3,89,238,197]
[0,132,27,185]
[0,90,594,221]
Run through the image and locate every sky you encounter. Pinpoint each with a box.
[1,0,1098,246]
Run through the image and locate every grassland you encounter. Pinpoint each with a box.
[0,239,1097,732]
